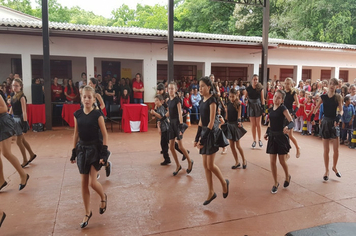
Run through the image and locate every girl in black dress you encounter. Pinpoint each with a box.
[264,90,294,194]
[0,94,29,191]
[10,79,36,168]
[311,78,343,181]
[222,88,247,169]
[167,82,193,176]
[194,77,229,205]
[246,74,265,148]
[70,86,109,228]
[283,77,301,158]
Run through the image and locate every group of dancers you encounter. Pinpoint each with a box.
[0,78,36,228]
[153,74,344,199]
[0,75,345,229]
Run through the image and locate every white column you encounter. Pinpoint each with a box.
[86,56,95,80]
[331,67,340,79]
[293,65,302,84]
[203,61,211,77]
[248,62,260,79]
[143,57,157,103]
[21,53,32,104]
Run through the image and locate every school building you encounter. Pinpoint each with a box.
[1,5,356,103]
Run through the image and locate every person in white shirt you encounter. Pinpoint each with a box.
[191,88,201,123]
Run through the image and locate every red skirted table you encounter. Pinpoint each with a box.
[27,104,46,128]
[122,104,148,133]
[61,104,81,127]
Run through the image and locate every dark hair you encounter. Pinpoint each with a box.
[66,79,77,95]
[276,89,286,100]
[155,94,164,101]
[199,76,219,101]
[135,73,141,78]
[157,83,165,91]
[121,88,129,99]
[344,96,350,103]
[90,77,102,95]
[229,88,240,112]
[81,72,86,77]
[251,75,263,91]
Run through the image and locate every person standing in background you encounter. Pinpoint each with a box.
[132,73,144,104]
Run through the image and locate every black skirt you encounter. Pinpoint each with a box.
[0,113,16,142]
[169,118,182,140]
[247,99,263,117]
[12,115,24,136]
[320,117,339,139]
[266,131,291,155]
[200,120,229,155]
[221,121,247,141]
[76,141,102,174]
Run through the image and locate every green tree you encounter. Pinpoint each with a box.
[174,0,236,34]
[0,0,34,16]
[111,4,135,27]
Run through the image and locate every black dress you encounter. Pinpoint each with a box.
[221,102,247,141]
[246,85,263,117]
[320,94,339,139]
[0,113,16,141]
[168,96,183,140]
[199,96,228,155]
[266,105,291,155]
[11,94,28,136]
[74,109,103,174]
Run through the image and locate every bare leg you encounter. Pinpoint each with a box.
[235,140,246,165]
[288,129,300,158]
[278,154,289,181]
[331,138,340,173]
[229,139,239,166]
[0,153,4,185]
[255,116,262,140]
[81,174,90,218]
[169,139,180,172]
[22,136,35,158]
[177,139,192,169]
[202,155,214,200]
[1,139,27,184]
[206,153,227,193]
[270,154,278,186]
[250,117,257,142]
[16,135,28,165]
[322,139,330,177]
[88,165,105,208]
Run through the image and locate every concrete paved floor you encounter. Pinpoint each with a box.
[1,122,356,236]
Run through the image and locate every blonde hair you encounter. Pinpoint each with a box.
[12,78,24,101]
[285,77,296,93]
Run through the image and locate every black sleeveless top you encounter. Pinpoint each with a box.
[227,102,238,122]
[321,94,338,119]
[74,109,102,142]
[168,96,180,119]
[284,90,296,110]
[246,85,261,100]
[269,105,287,132]
[11,94,26,116]
[200,96,217,127]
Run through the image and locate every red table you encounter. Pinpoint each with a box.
[62,104,80,127]
[27,104,46,128]
[122,104,148,133]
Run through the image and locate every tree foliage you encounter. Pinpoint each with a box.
[1,0,356,44]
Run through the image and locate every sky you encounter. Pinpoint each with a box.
[30,0,167,17]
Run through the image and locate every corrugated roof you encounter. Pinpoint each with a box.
[1,18,356,50]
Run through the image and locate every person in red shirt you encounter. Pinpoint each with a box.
[64,79,78,102]
[51,77,63,101]
[132,73,144,104]
[120,89,130,111]
[183,92,192,115]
